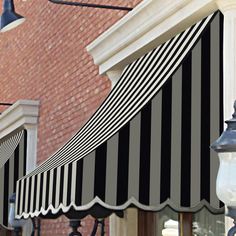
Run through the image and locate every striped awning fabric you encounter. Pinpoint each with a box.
[0,130,27,228]
[0,130,24,168]
[16,12,224,220]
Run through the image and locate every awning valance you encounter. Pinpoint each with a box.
[16,12,224,220]
[0,130,27,228]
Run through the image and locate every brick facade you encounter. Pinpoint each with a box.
[40,216,109,236]
[0,0,142,234]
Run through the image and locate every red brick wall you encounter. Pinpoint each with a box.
[40,216,109,236]
[0,0,142,235]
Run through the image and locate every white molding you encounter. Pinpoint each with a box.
[213,15,236,231]
[216,0,236,12]
[0,100,40,139]
[215,0,236,122]
[87,0,218,75]
[0,100,40,173]
[106,69,124,88]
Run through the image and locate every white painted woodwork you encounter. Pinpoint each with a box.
[0,100,40,172]
[216,0,236,121]
[0,100,39,235]
[0,100,39,138]
[106,69,124,88]
[87,0,218,75]
[109,208,138,236]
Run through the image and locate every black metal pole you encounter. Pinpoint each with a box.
[0,103,12,114]
[31,217,41,236]
[90,219,105,236]
[37,218,41,236]
[48,0,133,11]
[90,219,98,236]
[31,218,35,236]
[69,219,82,236]
[0,102,13,106]
[13,227,21,236]
[100,219,105,236]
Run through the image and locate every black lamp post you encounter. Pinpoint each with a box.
[48,0,133,11]
[0,0,25,32]
[211,101,236,236]
[91,219,105,236]
[8,193,27,236]
[69,219,82,236]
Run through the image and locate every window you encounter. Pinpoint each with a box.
[138,207,225,236]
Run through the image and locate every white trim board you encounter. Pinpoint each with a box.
[0,100,40,173]
[0,100,39,139]
[87,0,218,75]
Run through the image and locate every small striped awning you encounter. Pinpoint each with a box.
[0,130,27,228]
[0,130,24,168]
[16,12,224,220]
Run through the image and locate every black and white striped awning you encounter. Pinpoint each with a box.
[16,12,224,220]
[0,130,24,168]
[0,130,27,228]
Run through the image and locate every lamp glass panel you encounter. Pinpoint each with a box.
[217,152,236,206]
[8,202,26,228]
[193,207,225,236]
[8,202,15,227]
[155,207,179,236]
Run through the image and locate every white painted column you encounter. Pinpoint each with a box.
[109,208,138,236]
[24,124,38,173]
[22,125,38,236]
[216,0,236,121]
[216,1,236,234]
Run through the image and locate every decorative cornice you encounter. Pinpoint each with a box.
[216,0,236,12]
[0,100,40,139]
[87,0,218,75]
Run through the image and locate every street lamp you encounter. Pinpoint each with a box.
[0,0,25,32]
[69,219,82,236]
[211,101,236,236]
[8,193,27,236]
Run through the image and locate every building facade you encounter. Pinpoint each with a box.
[0,0,141,235]
[1,0,236,235]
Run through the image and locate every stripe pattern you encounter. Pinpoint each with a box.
[0,130,27,228]
[16,12,224,219]
[0,130,24,168]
